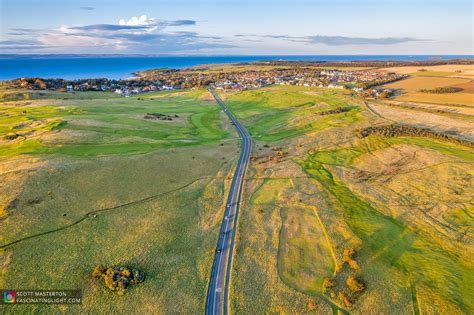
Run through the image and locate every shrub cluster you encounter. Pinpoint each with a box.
[307,299,318,311]
[346,275,365,293]
[144,113,179,121]
[316,107,349,116]
[357,124,473,148]
[338,291,353,308]
[325,247,367,309]
[92,265,145,296]
[323,278,337,288]
[342,248,360,270]
[3,133,19,140]
[419,87,463,94]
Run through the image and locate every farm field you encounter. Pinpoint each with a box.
[379,64,474,106]
[0,89,239,313]
[220,85,473,314]
[188,63,375,74]
[379,64,474,79]
[392,92,474,106]
[383,76,470,92]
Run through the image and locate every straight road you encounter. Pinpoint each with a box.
[205,90,252,315]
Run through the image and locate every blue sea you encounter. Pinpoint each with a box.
[0,55,472,80]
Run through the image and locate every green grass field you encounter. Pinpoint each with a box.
[1,84,472,314]
[0,89,228,156]
[0,88,239,313]
[226,85,473,314]
[223,86,363,141]
[300,135,473,313]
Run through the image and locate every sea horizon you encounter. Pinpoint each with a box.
[1,54,473,80]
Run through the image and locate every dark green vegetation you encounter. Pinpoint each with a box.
[419,86,463,93]
[358,124,473,148]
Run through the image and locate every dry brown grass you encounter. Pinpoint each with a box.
[395,92,474,106]
[381,75,474,106]
[196,89,216,102]
[349,143,474,245]
[379,64,474,78]
[1,250,13,274]
[0,156,46,223]
[451,81,474,93]
[367,102,474,141]
[384,76,471,92]
[383,100,474,116]
[230,86,473,314]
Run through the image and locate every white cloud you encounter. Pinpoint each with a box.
[119,14,155,26]
[1,15,231,54]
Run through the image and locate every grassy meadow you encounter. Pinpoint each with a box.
[222,85,473,314]
[223,86,362,141]
[0,88,239,313]
[0,89,229,157]
[300,136,473,313]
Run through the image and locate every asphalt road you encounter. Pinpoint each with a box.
[205,90,252,315]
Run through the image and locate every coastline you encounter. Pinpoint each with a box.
[1,55,473,80]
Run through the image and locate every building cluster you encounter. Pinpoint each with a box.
[139,67,405,95]
[113,84,175,96]
[208,69,404,97]
[11,77,175,96]
[10,66,406,98]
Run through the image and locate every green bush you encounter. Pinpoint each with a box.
[92,265,145,295]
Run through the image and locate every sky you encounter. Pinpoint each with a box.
[0,0,473,55]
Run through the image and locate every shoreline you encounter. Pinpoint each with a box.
[1,55,473,81]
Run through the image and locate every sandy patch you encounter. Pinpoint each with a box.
[1,251,13,274]
[146,91,187,98]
